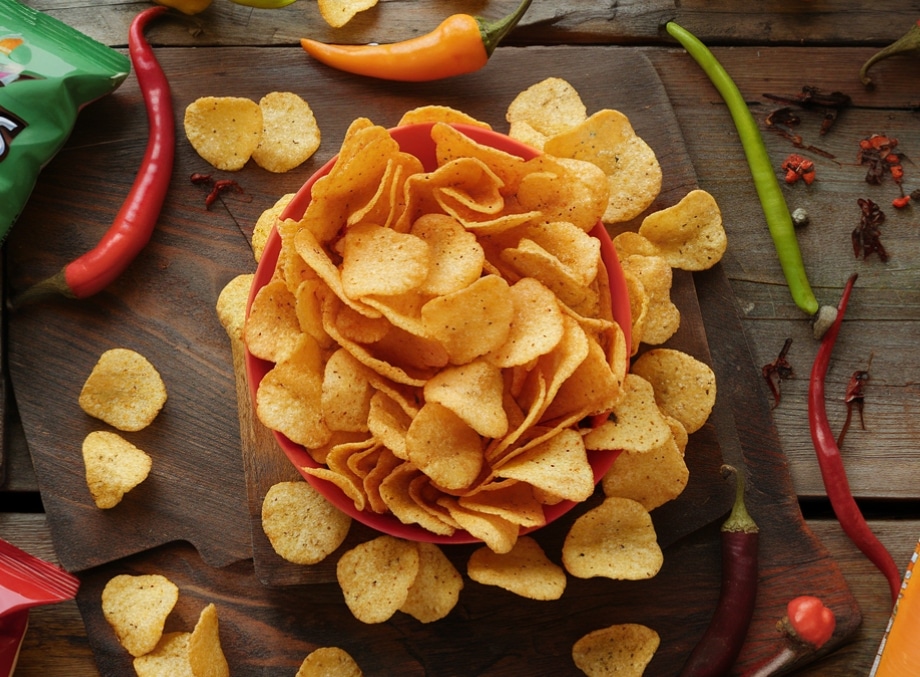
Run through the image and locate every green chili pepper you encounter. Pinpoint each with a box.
[859,19,920,88]
[665,21,820,317]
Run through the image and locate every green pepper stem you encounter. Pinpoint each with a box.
[666,21,820,317]
[478,0,533,56]
[721,465,759,534]
[859,20,920,87]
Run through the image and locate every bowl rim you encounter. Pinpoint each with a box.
[244,122,632,544]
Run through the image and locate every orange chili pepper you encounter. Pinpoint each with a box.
[300,0,532,82]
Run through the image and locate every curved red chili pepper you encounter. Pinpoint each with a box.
[808,273,901,606]
[14,6,173,305]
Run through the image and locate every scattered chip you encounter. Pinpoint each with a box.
[252,92,321,173]
[318,0,378,28]
[296,647,364,677]
[582,374,674,454]
[562,497,663,580]
[261,480,352,564]
[102,574,179,657]
[336,536,420,623]
[79,348,167,432]
[601,434,689,511]
[572,623,660,677]
[638,189,727,271]
[506,77,588,150]
[82,430,152,509]
[252,194,294,263]
[215,273,255,343]
[188,603,230,677]
[399,542,464,623]
[184,96,263,171]
[467,536,566,600]
[133,632,194,677]
[630,348,717,434]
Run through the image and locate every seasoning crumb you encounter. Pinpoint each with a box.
[791,208,810,228]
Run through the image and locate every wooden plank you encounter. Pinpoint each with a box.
[19,0,920,48]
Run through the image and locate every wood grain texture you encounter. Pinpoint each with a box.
[18,0,920,48]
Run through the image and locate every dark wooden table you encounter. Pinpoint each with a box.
[2,1,919,675]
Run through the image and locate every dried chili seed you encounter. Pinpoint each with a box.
[852,198,889,262]
[762,338,794,409]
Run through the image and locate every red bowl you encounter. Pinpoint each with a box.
[246,123,632,544]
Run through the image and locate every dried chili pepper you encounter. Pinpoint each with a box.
[853,198,889,262]
[678,465,759,677]
[300,0,532,82]
[744,596,836,676]
[13,6,174,306]
[808,273,902,605]
[781,154,816,185]
[860,19,920,88]
[837,354,872,447]
[892,195,911,209]
[858,134,904,187]
[763,86,851,135]
[666,21,820,317]
[205,179,243,209]
[762,338,794,409]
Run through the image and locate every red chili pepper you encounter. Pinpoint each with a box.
[678,465,759,676]
[808,273,901,606]
[744,596,836,676]
[13,6,174,306]
[300,0,532,82]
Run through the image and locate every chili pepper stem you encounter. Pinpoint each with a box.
[665,21,820,318]
[859,20,920,88]
[9,270,74,309]
[479,0,533,55]
[745,646,796,677]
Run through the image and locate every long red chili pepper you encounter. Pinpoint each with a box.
[300,0,532,82]
[14,6,174,306]
[808,273,901,606]
[679,464,759,676]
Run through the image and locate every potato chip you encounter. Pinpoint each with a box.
[340,223,430,298]
[255,335,330,449]
[296,647,363,677]
[562,496,663,580]
[620,269,649,356]
[102,574,179,657]
[82,430,152,509]
[398,105,492,129]
[399,542,464,623]
[424,359,508,438]
[188,603,229,677]
[467,536,566,600]
[436,497,520,554]
[261,480,351,564]
[378,463,456,536]
[431,122,527,193]
[630,348,717,434]
[184,96,262,171]
[602,434,689,510]
[506,77,588,145]
[406,402,483,491]
[572,623,660,677]
[336,536,420,624]
[458,479,546,528]
[638,189,726,271]
[245,278,302,363]
[486,278,565,368]
[133,632,194,677]
[216,273,255,342]
[411,213,485,296]
[516,156,609,232]
[582,374,673,454]
[317,0,377,28]
[496,428,595,503]
[612,231,659,260]
[251,92,321,173]
[420,274,514,364]
[322,348,373,433]
[619,254,679,345]
[252,194,294,263]
[544,109,662,224]
[79,348,167,432]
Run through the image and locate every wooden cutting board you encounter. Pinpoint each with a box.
[7,45,859,674]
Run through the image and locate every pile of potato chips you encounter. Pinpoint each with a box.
[228,77,728,675]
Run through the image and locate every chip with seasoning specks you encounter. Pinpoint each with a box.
[296,647,364,676]
[78,348,167,432]
[82,430,152,509]
[572,623,660,677]
[252,92,321,173]
[102,574,179,657]
[261,480,352,564]
[184,96,263,171]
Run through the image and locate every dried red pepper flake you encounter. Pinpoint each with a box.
[189,172,213,185]
[852,198,889,262]
[762,338,794,409]
[205,179,244,209]
[858,134,904,186]
[781,153,816,185]
[892,195,911,209]
[837,354,873,447]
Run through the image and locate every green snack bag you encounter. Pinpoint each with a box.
[0,0,130,241]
